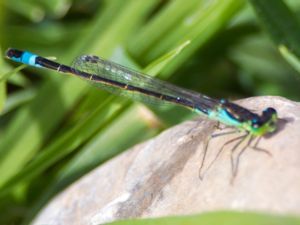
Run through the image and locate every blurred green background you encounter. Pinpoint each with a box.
[1,0,300,224]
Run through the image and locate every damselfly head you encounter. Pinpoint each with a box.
[262,107,278,132]
[250,107,278,136]
[262,107,277,118]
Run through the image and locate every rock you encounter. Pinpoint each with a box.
[31,96,300,225]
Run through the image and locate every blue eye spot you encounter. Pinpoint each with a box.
[220,99,226,104]
[251,118,260,125]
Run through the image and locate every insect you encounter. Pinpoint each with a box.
[5,48,278,179]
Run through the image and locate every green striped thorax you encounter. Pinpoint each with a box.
[206,100,278,137]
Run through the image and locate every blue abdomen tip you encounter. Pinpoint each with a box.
[21,52,39,66]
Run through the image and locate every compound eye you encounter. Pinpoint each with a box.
[263,107,276,115]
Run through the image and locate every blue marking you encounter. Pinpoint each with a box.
[22,52,41,67]
[209,108,240,127]
[11,56,22,63]
[252,118,258,123]
[12,51,41,68]
[220,99,226,104]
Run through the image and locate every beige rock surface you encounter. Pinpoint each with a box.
[31,96,300,225]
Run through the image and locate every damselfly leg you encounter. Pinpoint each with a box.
[231,134,253,178]
[199,127,271,180]
[199,128,246,179]
[249,136,272,156]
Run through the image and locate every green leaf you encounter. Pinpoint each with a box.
[249,0,300,72]
[0,64,27,83]
[127,0,200,59]
[1,88,36,115]
[278,44,300,74]
[5,0,45,22]
[103,211,300,225]
[0,82,5,112]
[145,40,191,76]
[160,0,244,76]
[0,96,126,196]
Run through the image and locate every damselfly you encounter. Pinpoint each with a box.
[5,48,278,178]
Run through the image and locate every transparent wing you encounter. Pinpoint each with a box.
[72,55,219,112]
